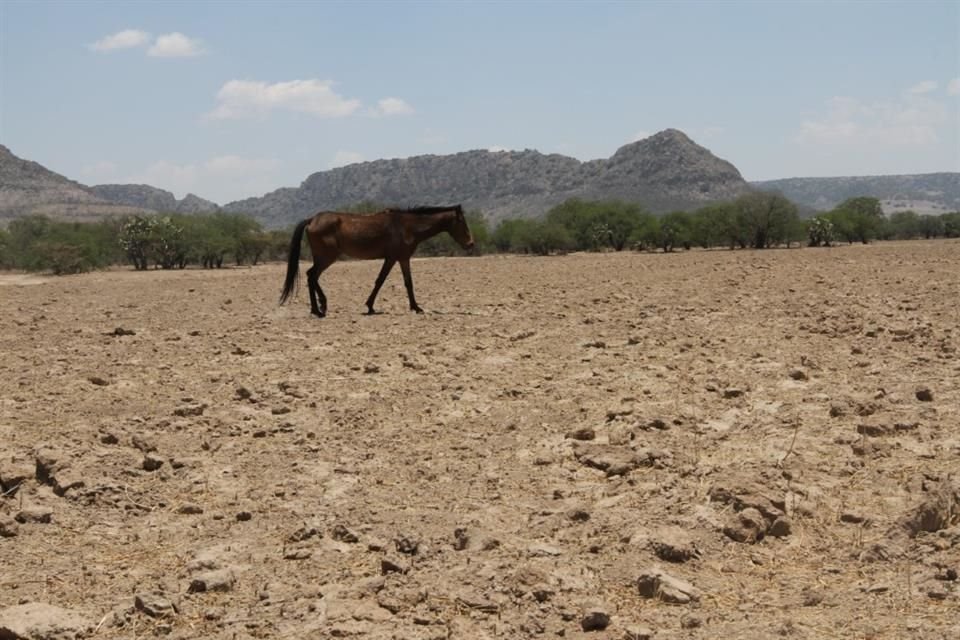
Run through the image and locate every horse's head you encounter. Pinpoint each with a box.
[449,205,475,251]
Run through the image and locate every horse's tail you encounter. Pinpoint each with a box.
[279,218,310,305]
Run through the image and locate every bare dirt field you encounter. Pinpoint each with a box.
[1,242,958,639]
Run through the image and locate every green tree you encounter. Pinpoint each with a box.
[659,211,693,252]
[941,212,960,238]
[831,196,884,244]
[917,214,945,239]
[628,214,662,251]
[888,210,920,239]
[0,227,11,269]
[733,191,799,249]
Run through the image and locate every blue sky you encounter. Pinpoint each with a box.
[1,1,958,204]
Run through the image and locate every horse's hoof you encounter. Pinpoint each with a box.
[412,307,424,314]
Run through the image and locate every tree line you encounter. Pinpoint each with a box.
[0,212,290,275]
[1,195,958,274]
[491,194,960,255]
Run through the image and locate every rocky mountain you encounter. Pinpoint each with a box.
[0,145,148,222]
[89,184,178,212]
[89,184,219,214]
[223,129,752,227]
[751,173,960,215]
[4,134,957,229]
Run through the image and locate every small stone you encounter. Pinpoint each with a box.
[394,536,419,555]
[135,592,178,618]
[580,607,610,631]
[287,524,322,543]
[623,626,654,640]
[768,516,793,538]
[173,404,206,417]
[722,388,744,399]
[130,435,156,453]
[363,364,380,374]
[926,584,948,600]
[840,512,867,524]
[567,508,591,522]
[650,526,699,563]
[788,369,808,381]
[283,548,312,560]
[915,387,934,402]
[177,503,204,515]
[0,461,32,495]
[235,386,253,400]
[99,432,119,445]
[566,427,595,441]
[88,376,110,386]
[188,569,236,593]
[531,585,555,603]
[0,515,19,537]
[381,556,410,575]
[637,568,700,604]
[142,454,164,472]
[723,508,767,543]
[15,507,52,524]
[332,524,359,543]
[801,587,824,606]
[236,511,252,522]
[680,614,702,629]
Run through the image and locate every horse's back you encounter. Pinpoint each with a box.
[306,211,393,260]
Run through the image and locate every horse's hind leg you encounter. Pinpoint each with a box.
[365,258,396,315]
[399,258,423,314]
[305,265,322,317]
[306,258,333,317]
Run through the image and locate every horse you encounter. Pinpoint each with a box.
[279,205,474,317]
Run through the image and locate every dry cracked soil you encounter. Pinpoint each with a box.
[1,241,959,639]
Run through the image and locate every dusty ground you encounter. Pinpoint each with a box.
[1,242,958,639]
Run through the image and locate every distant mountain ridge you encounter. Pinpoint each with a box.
[0,144,219,222]
[0,144,149,222]
[222,129,752,227]
[89,184,219,214]
[751,174,960,216]
[2,134,957,228]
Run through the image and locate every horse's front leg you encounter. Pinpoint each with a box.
[399,259,423,314]
[365,258,395,315]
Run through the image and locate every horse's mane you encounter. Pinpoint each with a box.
[387,205,461,216]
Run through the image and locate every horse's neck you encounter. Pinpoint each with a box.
[412,211,453,240]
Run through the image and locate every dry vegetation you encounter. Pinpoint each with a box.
[1,241,958,639]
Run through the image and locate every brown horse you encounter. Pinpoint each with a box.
[279,205,474,317]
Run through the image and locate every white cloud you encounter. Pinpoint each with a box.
[373,97,414,116]
[907,80,938,95]
[128,160,200,194]
[89,29,150,52]
[148,32,205,57]
[795,94,947,146]
[948,78,960,96]
[126,155,281,202]
[81,160,119,179]
[204,155,279,174]
[209,79,362,119]
[329,151,365,168]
